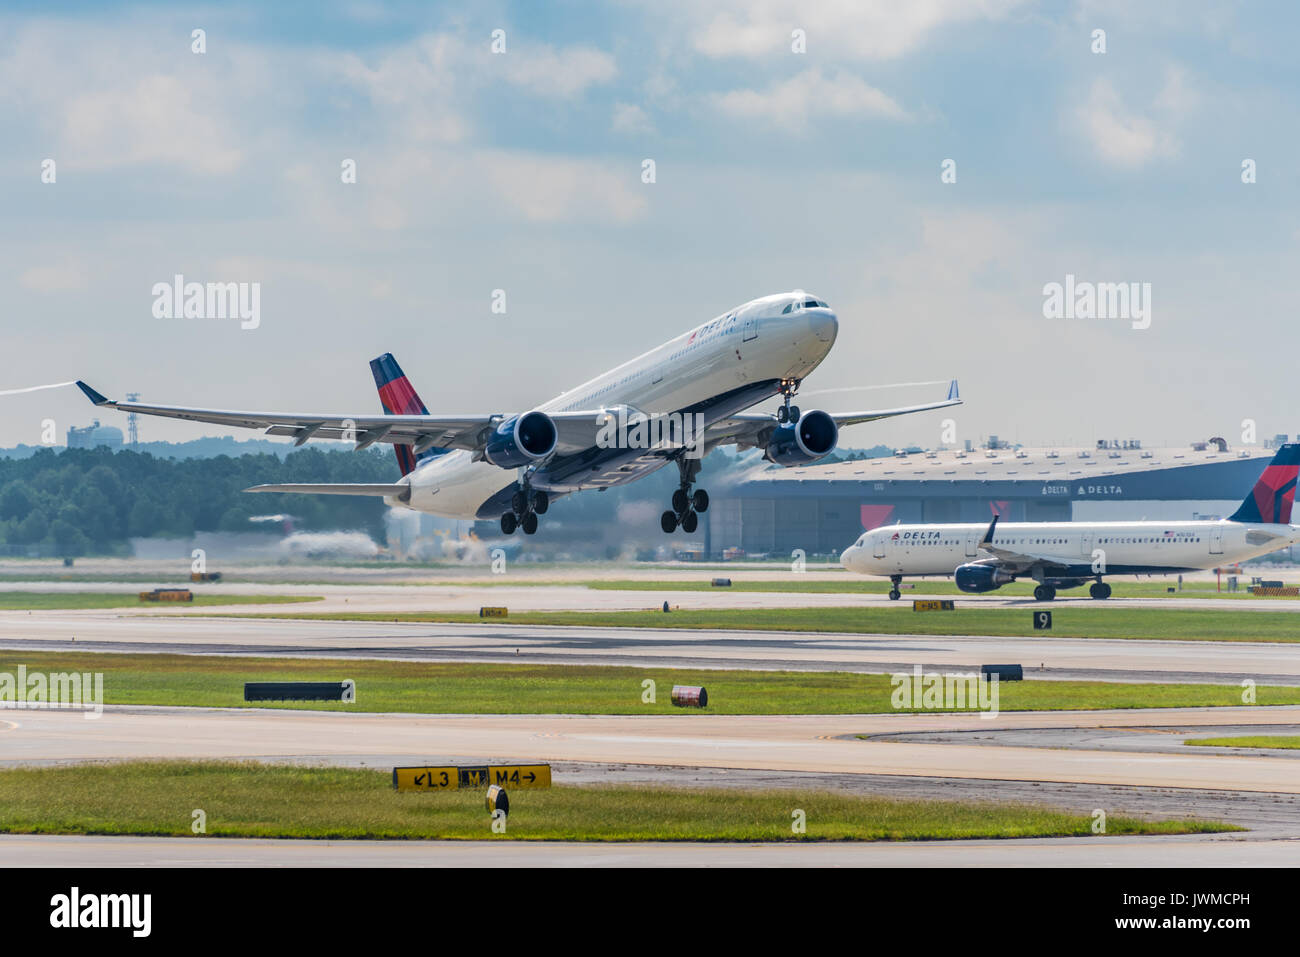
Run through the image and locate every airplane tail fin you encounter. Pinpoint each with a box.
[369,353,444,476]
[1229,444,1300,524]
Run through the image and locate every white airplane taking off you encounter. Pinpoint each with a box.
[77,292,960,536]
[840,443,1300,601]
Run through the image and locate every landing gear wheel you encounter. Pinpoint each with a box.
[889,588,901,601]
[1033,584,1056,601]
[1090,582,1111,600]
[531,490,549,515]
[692,488,709,513]
[500,512,517,535]
[681,510,699,534]
[777,406,789,424]
[660,510,678,534]
[787,405,800,422]
[671,488,689,514]
[521,512,539,535]
[511,490,526,514]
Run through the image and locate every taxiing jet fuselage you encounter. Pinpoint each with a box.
[840,444,1300,600]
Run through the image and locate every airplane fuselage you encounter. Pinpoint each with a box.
[841,519,1300,580]
[397,293,839,519]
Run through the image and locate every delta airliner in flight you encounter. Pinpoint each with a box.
[78,292,960,535]
[840,444,1300,600]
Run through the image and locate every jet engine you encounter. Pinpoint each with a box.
[764,410,838,466]
[954,563,1016,593]
[484,411,558,468]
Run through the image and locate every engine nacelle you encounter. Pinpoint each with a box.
[764,409,838,466]
[484,411,558,469]
[954,563,1015,594]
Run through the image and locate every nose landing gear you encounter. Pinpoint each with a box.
[501,483,548,535]
[775,378,802,424]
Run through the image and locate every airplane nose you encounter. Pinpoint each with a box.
[810,310,837,343]
[840,544,859,569]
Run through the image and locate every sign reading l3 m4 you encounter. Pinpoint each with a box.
[393,764,551,791]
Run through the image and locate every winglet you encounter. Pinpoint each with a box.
[75,381,112,406]
[981,513,999,544]
[947,379,960,402]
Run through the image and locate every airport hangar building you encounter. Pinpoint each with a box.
[704,442,1282,557]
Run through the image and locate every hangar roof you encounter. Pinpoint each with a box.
[733,445,1277,500]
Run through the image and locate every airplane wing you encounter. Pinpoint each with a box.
[245,483,411,500]
[74,382,603,456]
[972,515,1071,573]
[703,379,962,451]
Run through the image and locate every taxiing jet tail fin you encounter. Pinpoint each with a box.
[369,353,443,476]
[1229,444,1300,524]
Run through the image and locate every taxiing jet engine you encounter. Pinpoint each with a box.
[954,563,1016,594]
[484,411,558,468]
[764,410,838,466]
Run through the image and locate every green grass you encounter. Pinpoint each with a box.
[0,591,322,610]
[218,604,1300,643]
[1,649,1293,714]
[1185,735,1300,750]
[0,761,1235,841]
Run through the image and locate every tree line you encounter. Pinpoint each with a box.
[0,446,397,554]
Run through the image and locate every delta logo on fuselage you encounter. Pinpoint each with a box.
[892,531,943,540]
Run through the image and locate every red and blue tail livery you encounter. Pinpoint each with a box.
[369,353,445,475]
[1229,443,1300,525]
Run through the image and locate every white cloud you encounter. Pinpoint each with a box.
[713,69,906,127]
[685,0,1029,60]
[612,102,655,135]
[19,264,87,293]
[1075,77,1180,167]
[502,45,616,98]
[480,151,647,223]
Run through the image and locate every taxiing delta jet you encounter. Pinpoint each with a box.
[840,443,1300,601]
[76,292,960,536]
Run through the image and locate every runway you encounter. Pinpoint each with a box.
[1,832,1289,867]
[3,612,1298,685]
[4,578,1299,615]
[7,705,1300,793]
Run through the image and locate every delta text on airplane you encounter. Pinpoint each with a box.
[76,291,960,536]
[840,444,1300,601]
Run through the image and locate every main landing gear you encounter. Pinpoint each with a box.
[661,456,709,534]
[500,482,548,535]
[775,378,801,424]
[889,575,902,601]
[1033,584,1057,601]
[1090,581,1111,600]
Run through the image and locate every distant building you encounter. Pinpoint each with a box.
[66,420,124,450]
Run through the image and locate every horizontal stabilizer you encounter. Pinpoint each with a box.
[245,483,410,502]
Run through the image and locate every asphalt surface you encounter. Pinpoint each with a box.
[2,612,1298,685]
[1,833,1290,867]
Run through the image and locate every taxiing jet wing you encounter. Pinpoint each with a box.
[75,381,604,456]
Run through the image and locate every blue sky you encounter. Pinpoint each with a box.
[2,0,1298,451]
